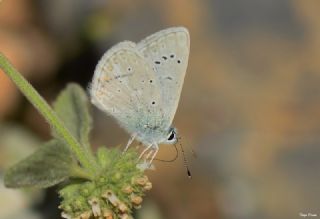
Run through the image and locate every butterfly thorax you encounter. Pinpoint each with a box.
[134,123,178,146]
[134,120,171,145]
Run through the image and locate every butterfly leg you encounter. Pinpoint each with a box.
[123,133,137,154]
[138,143,153,160]
[145,148,155,160]
[148,144,159,164]
[136,144,155,171]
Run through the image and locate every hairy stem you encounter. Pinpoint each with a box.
[0,53,99,175]
[70,165,94,180]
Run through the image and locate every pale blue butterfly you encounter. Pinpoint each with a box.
[90,27,190,165]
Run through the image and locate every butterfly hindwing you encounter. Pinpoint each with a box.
[90,42,163,136]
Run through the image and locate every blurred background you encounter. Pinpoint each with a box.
[1,0,320,219]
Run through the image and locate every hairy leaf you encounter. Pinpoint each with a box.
[4,140,73,188]
[53,83,92,150]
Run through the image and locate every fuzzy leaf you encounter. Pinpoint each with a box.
[53,83,92,150]
[4,140,73,188]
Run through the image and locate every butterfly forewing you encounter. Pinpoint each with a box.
[90,42,163,136]
[137,27,190,126]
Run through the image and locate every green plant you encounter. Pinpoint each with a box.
[0,53,152,219]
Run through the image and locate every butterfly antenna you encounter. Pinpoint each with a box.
[179,142,192,179]
[178,136,197,159]
[154,144,179,162]
[186,140,197,159]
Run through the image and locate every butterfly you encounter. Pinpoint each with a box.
[90,27,190,164]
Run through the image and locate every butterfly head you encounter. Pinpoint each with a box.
[163,127,178,144]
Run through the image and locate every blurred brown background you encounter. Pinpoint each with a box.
[1,0,320,219]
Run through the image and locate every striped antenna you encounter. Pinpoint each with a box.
[179,136,197,159]
[179,142,192,179]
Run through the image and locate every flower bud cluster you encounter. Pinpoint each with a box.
[59,148,152,219]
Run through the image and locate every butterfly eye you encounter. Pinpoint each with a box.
[167,130,175,141]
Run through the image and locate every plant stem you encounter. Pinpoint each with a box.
[0,52,99,175]
[70,164,94,180]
